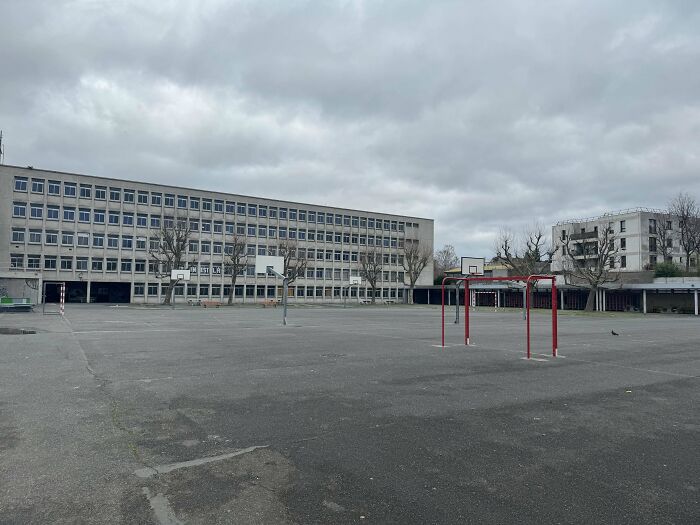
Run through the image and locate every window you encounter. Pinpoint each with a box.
[269,226,277,238]
[649,237,657,253]
[60,257,73,270]
[368,218,375,228]
[665,220,672,231]
[135,260,146,272]
[95,186,106,200]
[123,213,134,226]
[201,221,211,233]
[189,241,199,253]
[94,210,105,223]
[189,220,199,231]
[258,225,267,237]
[343,215,351,227]
[107,235,119,248]
[298,210,306,222]
[201,242,211,254]
[92,258,103,271]
[258,205,267,218]
[106,259,118,272]
[202,199,212,211]
[14,177,28,192]
[12,229,25,243]
[279,208,287,219]
[121,260,132,271]
[289,209,297,221]
[148,283,159,296]
[30,204,43,219]
[122,236,133,249]
[164,194,174,207]
[109,211,120,225]
[48,181,61,195]
[620,255,627,268]
[620,238,626,250]
[214,200,224,213]
[226,201,235,214]
[64,183,77,197]
[190,197,199,210]
[13,202,26,217]
[236,223,245,235]
[27,255,40,269]
[225,222,234,234]
[80,184,92,198]
[279,227,287,239]
[335,215,342,226]
[76,257,88,271]
[352,216,359,227]
[46,206,59,220]
[620,220,626,232]
[178,195,187,208]
[62,207,75,221]
[151,193,162,206]
[133,283,145,295]
[93,234,104,247]
[151,215,161,228]
[137,214,147,227]
[214,242,223,254]
[61,232,74,246]
[214,221,223,234]
[269,207,278,219]
[137,191,148,204]
[247,225,256,237]
[29,230,42,244]
[123,190,135,203]
[136,237,146,250]
[289,228,297,239]
[77,233,89,247]
[308,211,316,223]
[44,256,57,270]
[110,188,121,201]
[32,179,45,194]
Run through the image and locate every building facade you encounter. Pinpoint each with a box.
[551,208,692,273]
[1,165,434,304]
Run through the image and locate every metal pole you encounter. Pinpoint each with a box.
[643,289,647,314]
[441,279,446,347]
[552,278,558,357]
[695,289,698,316]
[465,280,470,345]
[454,282,460,324]
[526,281,531,359]
[522,287,527,320]
[282,277,288,325]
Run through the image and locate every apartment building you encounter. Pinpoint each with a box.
[1,164,434,304]
[551,208,691,273]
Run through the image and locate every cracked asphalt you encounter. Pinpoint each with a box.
[1,304,699,523]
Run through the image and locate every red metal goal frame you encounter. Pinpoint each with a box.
[441,275,558,359]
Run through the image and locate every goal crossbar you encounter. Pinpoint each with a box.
[440,275,558,359]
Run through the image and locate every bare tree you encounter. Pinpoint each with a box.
[224,234,247,305]
[433,244,458,281]
[560,225,620,311]
[494,225,555,276]
[651,212,674,263]
[277,239,307,284]
[359,248,383,304]
[149,217,193,305]
[668,192,700,271]
[403,240,432,304]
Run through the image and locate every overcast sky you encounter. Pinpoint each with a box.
[2,0,700,257]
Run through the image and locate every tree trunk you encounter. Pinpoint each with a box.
[584,286,597,311]
[409,285,415,305]
[163,280,174,305]
[228,276,236,305]
[370,287,376,304]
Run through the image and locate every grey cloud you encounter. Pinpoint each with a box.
[2,0,700,257]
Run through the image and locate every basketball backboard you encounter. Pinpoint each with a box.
[171,269,191,281]
[349,276,362,285]
[255,255,284,276]
[461,257,485,276]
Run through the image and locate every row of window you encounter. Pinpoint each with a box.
[13,177,417,230]
[8,254,405,281]
[10,226,404,249]
[139,284,403,299]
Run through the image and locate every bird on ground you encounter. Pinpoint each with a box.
[611,330,619,336]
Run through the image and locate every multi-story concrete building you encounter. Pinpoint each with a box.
[1,164,434,304]
[551,208,692,273]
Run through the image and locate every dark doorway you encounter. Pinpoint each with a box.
[44,281,89,303]
[90,282,131,303]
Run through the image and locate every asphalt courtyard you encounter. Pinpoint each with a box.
[1,304,699,524]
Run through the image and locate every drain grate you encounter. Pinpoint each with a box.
[0,327,37,335]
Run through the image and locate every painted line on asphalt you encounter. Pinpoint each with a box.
[141,487,183,525]
[134,445,269,478]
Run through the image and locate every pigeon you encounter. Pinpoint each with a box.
[611,330,619,336]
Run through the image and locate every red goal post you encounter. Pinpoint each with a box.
[441,275,558,359]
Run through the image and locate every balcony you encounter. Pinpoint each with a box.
[569,231,599,241]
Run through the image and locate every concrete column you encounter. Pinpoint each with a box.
[86,280,91,304]
[560,289,564,310]
[643,289,647,314]
[694,289,698,316]
[603,289,606,312]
